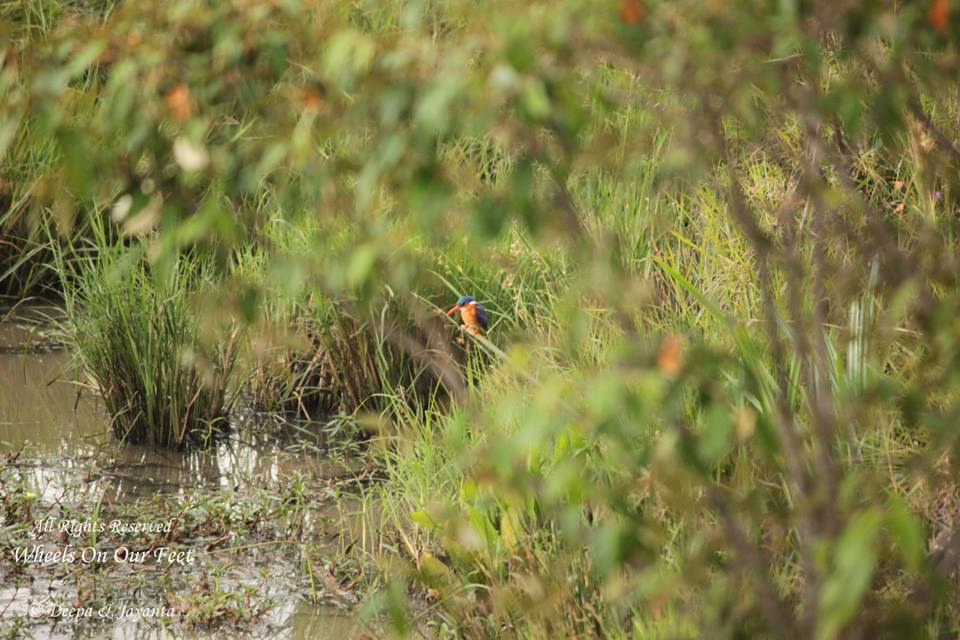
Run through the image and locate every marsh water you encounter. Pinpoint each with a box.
[0,307,374,639]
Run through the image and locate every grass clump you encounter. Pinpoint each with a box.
[55,226,238,448]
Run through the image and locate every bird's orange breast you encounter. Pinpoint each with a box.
[460,305,484,335]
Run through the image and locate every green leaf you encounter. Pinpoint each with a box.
[410,510,438,529]
[347,244,378,290]
[817,509,882,640]
[56,128,93,199]
[696,404,734,467]
[887,497,925,572]
[521,80,551,120]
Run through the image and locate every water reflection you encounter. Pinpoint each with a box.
[0,319,341,503]
[0,349,105,453]
[94,419,336,503]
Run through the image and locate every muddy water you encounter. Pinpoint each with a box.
[0,308,374,640]
[0,308,103,454]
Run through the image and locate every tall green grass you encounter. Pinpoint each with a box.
[343,155,943,637]
[0,117,60,299]
[235,208,571,426]
[0,0,121,299]
[53,221,239,448]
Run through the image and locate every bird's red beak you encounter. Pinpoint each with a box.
[447,305,461,315]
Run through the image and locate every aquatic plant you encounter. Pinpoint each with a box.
[53,222,238,448]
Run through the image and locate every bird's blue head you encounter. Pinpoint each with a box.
[447,295,477,316]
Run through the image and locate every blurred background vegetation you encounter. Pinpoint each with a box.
[4,0,960,637]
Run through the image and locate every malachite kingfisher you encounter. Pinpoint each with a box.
[447,296,489,336]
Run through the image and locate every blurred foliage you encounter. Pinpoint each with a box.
[6,0,960,637]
